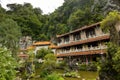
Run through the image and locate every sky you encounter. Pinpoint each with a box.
[0,0,64,14]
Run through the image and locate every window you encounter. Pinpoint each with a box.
[86,28,95,38]
[73,32,81,41]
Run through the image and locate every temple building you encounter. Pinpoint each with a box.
[18,41,57,59]
[33,41,51,54]
[56,22,110,63]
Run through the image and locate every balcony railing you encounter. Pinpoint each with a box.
[57,48,106,57]
[57,35,109,48]
[58,33,109,46]
[58,46,107,54]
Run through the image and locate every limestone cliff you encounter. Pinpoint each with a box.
[92,0,120,14]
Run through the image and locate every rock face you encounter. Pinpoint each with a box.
[92,0,120,14]
[103,0,120,13]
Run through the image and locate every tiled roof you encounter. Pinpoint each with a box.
[56,49,106,57]
[27,46,35,50]
[49,44,57,49]
[33,41,51,46]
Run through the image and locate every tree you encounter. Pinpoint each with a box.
[7,3,43,40]
[37,34,49,41]
[99,11,120,80]
[99,43,118,80]
[0,19,21,56]
[0,48,18,80]
[40,53,57,78]
[101,11,120,46]
[36,48,53,59]
[113,46,120,79]
[41,54,57,72]
[47,0,105,40]
[0,5,9,22]
[68,9,86,30]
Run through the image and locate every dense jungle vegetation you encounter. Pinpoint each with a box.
[0,0,120,80]
[0,0,120,42]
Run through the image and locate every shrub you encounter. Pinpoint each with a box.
[41,54,57,71]
[0,48,18,80]
[78,63,87,71]
[87,62,97,71]
[78,62,97,71]
[44,72,64,80]
[64,71,79,78]
[56,61,66,69]
[40,54,57,78]
[40,70,49,78]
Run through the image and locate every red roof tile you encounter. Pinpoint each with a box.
[49,44,57,49]
[33,41,50,46]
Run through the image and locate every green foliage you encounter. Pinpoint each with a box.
[100,11,120,79]
[0,1,113,42]
[21,50,35,79]
[44,53,56,61]
[87,62,97,71]
[78,63,87,71]
[40,69,49,78]
[49,0,104,33]
[6,3,43,40]
[44,72,64,80]
[113,47,120,72]
[36,48,53,59]
[77,62,97,71]
[57,61,68,69]
[0,18,21,56]
[0,48,18,80]
[101,11,120,33]
[99,43,119,80]
[101,11,120,46]
[68,9,85,30]
[40,54,57,78]
[27,50,35,62]
[41,54,57,70]
[0,1,119,42]
[64,71,79,78]
[38,34,49,41]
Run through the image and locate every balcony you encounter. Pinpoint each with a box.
[57,35,109,48]
[57,45,107,55]
[57,48,106,57]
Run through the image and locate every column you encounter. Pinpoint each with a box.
[95,26,103,36]
[69,34,73,42]
[81,31,86,40]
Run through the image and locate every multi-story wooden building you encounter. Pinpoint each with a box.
[56,22,110,63]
